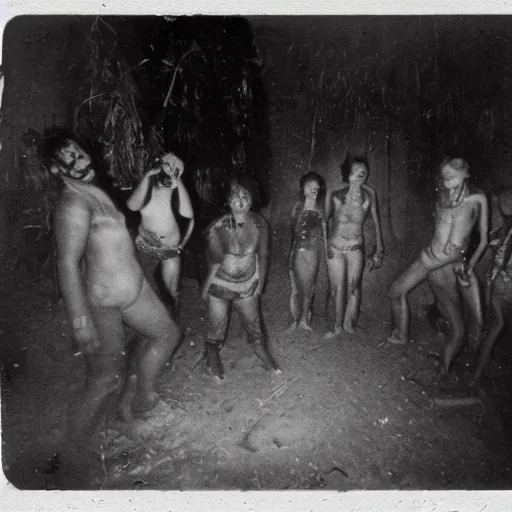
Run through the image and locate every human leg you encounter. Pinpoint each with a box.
[472,279,508,385]
[236,294,280,371]
[325,247,347,338]
[161,256,182,316]
[428,264,465,372]
[205,294,230,379]
[343,249,364,333]
[287,258,300,330]
[459,271,483,353]
[136,247,160,296]
[121,279,181,412]
[388,256,430,344]
[67,306,126,446]
[293,248,320,330]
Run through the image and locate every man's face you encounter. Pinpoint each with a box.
[303,180,319,201]
[348,163,368,184]
[229,183,252,214]
[441,164,467,190]
[55,140,94,181]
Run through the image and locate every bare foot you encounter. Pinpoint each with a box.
[324,328,342,339]
[298,320,313,331]
[106,418,139,442]
[387,329,407,345]
[132,391,160,415]
[284,322,298,333]
[343,322,356,334]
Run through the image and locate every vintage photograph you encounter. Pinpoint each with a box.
[1,15,511,491]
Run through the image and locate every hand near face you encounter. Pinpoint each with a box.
[161,153,184,180]
[145,167,162,179]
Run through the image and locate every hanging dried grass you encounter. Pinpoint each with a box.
[74,17,162,186]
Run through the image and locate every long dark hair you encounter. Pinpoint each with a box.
[299,171,326,210]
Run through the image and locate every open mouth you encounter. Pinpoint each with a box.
[68,167,94,181]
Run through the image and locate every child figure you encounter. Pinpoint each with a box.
[201,176,280,380]
[287,171,327,331]
[127,152,195,316]
[471,187,512,386]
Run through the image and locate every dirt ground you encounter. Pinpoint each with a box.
[2,235,512,491]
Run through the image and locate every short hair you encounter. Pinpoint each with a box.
[439,157,469,174]
[229,175,261,209]
[341,155,369,182]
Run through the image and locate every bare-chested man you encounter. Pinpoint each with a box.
[127,152,194,316]
[325,157,384,338]
[388,157,488,373]
[287,171,328,332]
[471,187,512,386]
[201,176,280,380]
[40,133,181,455]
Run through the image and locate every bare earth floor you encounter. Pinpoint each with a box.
[2,252,512,491]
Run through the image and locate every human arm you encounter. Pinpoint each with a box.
[324,190,333,226]
[53,197,99,354]
[290,203,300,239]
[126,167,160,211]
[366,185,384,268]
[201,221,225,300]
[324,191,335,257]
[173,179,195,250]
[255,216,270,295]
[467,193,489,273]
[288,203,300,257]
[201,262,221,301]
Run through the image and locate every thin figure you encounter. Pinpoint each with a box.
[325,157,384,338]
[388,157,488,374]
[471,187,512,386]
[287,171,327,331]
[201,176,281,380]
[40,133,181,452]
[127,152,195,316]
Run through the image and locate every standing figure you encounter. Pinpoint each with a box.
[40,133,181,452]
[127,152,195,316]
[287,171,327,331]
[201,176,281,380]
[325,157,384,338]
[388,157,488,373]
[471,187,512,386]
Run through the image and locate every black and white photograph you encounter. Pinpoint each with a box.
[2,13,512,499]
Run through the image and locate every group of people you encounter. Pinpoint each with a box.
[388,158,512,388]
[286,156,512,388]
[39,129,512,464]
[286,158,384,337]
[39,131,281,458]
